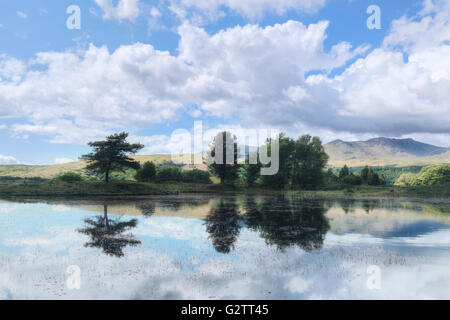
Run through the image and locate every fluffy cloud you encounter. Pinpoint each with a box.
[0,20,359,145]
[1,0,450,149]
[0,155,20,165]
[94,0,141,22]
[311,0,450,136]
[2,43,195,143]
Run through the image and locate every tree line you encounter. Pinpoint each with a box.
[61,131,389,189]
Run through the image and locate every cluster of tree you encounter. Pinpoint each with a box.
[327,165,386,186]
[204,196,329,254]
[135,162,212,184]
[395,164,450,186]
[343,166,423,185]
[207,131,329,189]
[79,132,211,184]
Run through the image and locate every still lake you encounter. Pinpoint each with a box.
[0,194,449,299]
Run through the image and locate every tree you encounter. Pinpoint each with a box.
[339,165,350,180]
[243,152,262,186]
[207,131,240,184]
[78,205,141,257]
[204,199,241,254]
[367,168,380,186]
[135,161,156,182]
[292,135,329,188]
[324,169,339,184]
[243,196,329,251]
[261,134,296,188]
[81,132,144,182]
[261,133,329,189]
[361,166,370,183]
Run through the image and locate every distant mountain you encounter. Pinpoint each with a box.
[325,137,450,167]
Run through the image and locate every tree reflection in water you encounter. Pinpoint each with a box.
[136,201,156,218]
[204,199,241,254]
[78,205,141,257]
[243,196,330,252]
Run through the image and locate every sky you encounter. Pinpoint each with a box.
[0,0,449,165]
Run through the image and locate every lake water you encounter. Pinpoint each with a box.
[0,194,449,300]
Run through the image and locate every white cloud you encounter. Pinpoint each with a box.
[1,0,450,148]
[16,11,27,19]
[0,55,26,83]
[2,43,195,144]
[0,155,20,165]
[307,0,450,136]
[54,158,75,164]
[94,0,141,22]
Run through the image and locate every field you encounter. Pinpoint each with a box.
[0,155,177,179]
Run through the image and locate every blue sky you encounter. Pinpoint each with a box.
[0,0,449,164]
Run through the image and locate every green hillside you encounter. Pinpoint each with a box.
[0,155,176,179]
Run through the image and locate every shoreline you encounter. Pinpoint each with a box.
[0,180,448,204]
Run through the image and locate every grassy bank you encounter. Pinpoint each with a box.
[0,178,448,200]
[0,179,216,197]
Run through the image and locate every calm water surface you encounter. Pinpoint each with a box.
[0,194,449,299]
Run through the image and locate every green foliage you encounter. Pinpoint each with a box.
[261,134,328,189]
[360,166,369,183]
[207,131,241,185]
[292,135,329,188]
[395,164,450,186]
[81,132,144,182]
[181,169,212,184]
[339,165,350,179]
[243,152,262,186]
[324,169,339,185]
[53,172,84,183]
[395,172,418,186]
[341,174,362,185]
[156,167,182,182]
[135,161,156,182]
[261,134,295,189]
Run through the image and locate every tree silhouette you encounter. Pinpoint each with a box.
[204,199,241,254]
[81,132,144,182]
[207,131,240,185]
[78,205,141,257]
[136,201,156,217]
[243,196,329,251]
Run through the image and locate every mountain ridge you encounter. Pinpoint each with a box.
[325,137,450,167]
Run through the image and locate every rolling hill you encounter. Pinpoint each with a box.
[325,137,450,167]
[0,155,176,179]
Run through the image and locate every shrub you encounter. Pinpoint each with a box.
[181,169,212,184]
[135,161,156,182]
[411,164,450,186]
[395,173,417,186]
[53,172,84,183]
[156,167,182,182]
[341,174,362,185]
